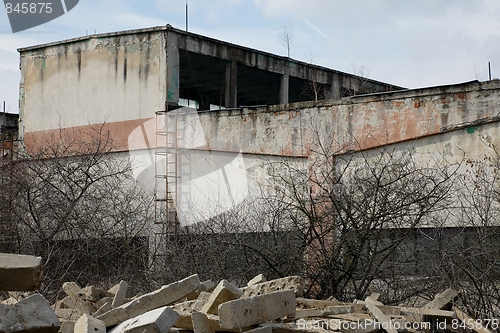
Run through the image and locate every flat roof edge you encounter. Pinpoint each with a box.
[16,24,403,90]
[17,26,168,52]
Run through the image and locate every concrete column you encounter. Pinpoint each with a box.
[166,31,180,107]
[328,73,341,99]
[225,61,237,108]
[280,74,289,105]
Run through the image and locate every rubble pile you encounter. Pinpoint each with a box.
[0,253,495,333]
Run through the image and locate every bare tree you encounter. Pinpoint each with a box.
[253,129,460,301]
[0,124,154,301]
[278,24,295,58]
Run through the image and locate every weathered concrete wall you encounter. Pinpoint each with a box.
[19,28,167,140]
[20,80,500,160]
[195,80,500,158]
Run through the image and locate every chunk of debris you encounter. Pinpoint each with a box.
[0,293,60,333]
[97,274,200,327]
[247,274,266,286]
[74,314,106,333]
[218,290,295,329]
[109,306,179,333]
[201,280,242,314]
[111,280,129,308]
[0,253,42,291]
[191,311,215,333]
[62,282,96,314]
[242,276,304,298]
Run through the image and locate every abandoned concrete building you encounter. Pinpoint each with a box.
[16,25,500,265]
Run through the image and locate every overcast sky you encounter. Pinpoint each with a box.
[1,0,500,114]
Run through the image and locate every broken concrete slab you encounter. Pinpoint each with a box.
[0,253,42,291]
[242,276,304,298]
[74,314,106,333]
[201,280,242,314]
[0,293,60,333]
[192,311,215,333]
[110,306,179,333]
[424,288,458,310]
[247,274,266,286]
[218,290,295,330]
[111,280,129,308]
[97,274,200,327]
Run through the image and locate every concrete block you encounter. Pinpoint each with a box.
[0,293,60,333]
[62,282,96,314]
[111,280,129,308]
[0,253,42,291]
[97,274,200,327]
[201,280,242,314]
[218,290,295,329]
[109,306,179,333]
[191,311,215,333]
[247,274,266,286]
[242,276,304,298]
[74,314,106,333]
